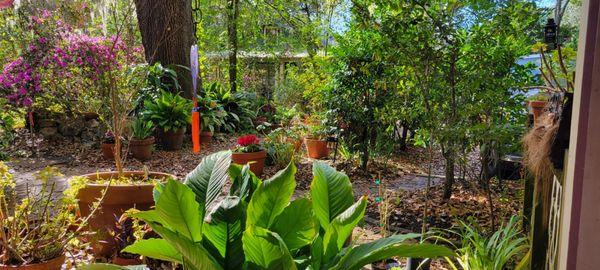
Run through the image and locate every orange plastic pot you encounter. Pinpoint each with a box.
[232,150,267,176]
[529,100,547,122]
[130,137,155,160]
[305,138,329,159]
[76,171,174,257]
[0,254,65,270]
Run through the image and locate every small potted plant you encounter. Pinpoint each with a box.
[197,96,225,145]
[305,124,329,159]
[0,163,98,270]
[101,131,117,160]
[110,214,144,266]
[232,134,267,175]
[129,118,154,160]
[143,90,192,151]
[527,92,549,122]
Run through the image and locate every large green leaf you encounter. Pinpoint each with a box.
[150,223,223,270]
[247,162,297,228]
[229,164,261,202]
[330,234,455,270]
[123,238,182,263]
[185,151,232,217]
[271,198,318,250]
[202,196,246,270]
[322,197,367,261]
[154,180,202,242]
[311,161,354,230]
[242,226,297,270]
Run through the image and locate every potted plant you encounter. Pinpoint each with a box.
[232,134,267,175]
[527,93,549,122]
[89,153,453,269]
[143,90,192,151]
[129,118,154,160]
[110,214,144,266]
[305,124,329,159]
[196,95,225,145]
[101,131,117,160]
[0,163,98,270]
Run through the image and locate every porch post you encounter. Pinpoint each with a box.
[557,0,600,269]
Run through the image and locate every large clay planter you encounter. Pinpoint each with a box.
[0,254,65,270]
[200,131,213,145]
[130,137,155,160]
[112,255,142,266]
[76,171,174,257]
[101,142,116,160]
[232,150,267,176]
[159,128,185,151]
[305,138,329,159]
[529,100,547,122]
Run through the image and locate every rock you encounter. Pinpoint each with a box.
[87,119,100,128]
[39,127,59,138]
[58,116,84,137]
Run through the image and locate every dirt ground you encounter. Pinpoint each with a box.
[4,130,524,269]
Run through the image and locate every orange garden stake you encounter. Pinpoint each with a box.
[190,45,200,153]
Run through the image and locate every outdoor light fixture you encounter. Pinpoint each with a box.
[544,18,558,50]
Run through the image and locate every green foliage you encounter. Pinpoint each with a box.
[117,151,453,269]
[263,128,298,168]
[199,82,257,133]
[0,163,89,266]
[142,90,192,132]
[435,216,529,270]
[134,62,180,115]
[131,118,154,140]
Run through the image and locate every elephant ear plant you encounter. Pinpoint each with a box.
[93,151,452,269]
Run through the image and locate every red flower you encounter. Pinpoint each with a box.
[237,135,259,146]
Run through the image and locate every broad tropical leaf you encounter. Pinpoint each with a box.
[322,197,367,261]
[247,162,297,228]
[202,196,246,270]
[185,150,232,217]
[123,238,182,263]
[150,223,223,270]
[330,234,455,270]
[242,226,297,270]
[155,180,202,242]
[311,161,354,230]
[229,163,261,202]
[272,198,318,250]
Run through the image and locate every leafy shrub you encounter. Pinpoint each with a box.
[133,62,180,115]
[433,216,529,270]
[131,118,154,140]
[142,90,192,132]
[110,151,453,269]
[202,82,257,132]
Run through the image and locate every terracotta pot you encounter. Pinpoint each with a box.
[232,150,267,176]
[159,128,185,151]
[130,137,155,160]
[0,254,65,270]
[76,171,175,257]
[112,255,142,266]
[305,138,329,159]
[200,131,213,145]
[529,100,547,122]
[101,142,116,160]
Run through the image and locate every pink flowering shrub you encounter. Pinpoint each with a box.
[0,9,142,109]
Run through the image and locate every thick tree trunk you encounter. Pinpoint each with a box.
[227,0,239,92]
[134,0,194,98]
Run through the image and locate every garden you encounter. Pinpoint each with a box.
[0,0,580,269]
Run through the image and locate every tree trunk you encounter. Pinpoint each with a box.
[442,145,455,200]
[134,0,194,98]
[227,0,239,92]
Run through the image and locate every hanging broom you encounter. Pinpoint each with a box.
[190,44,200,153]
